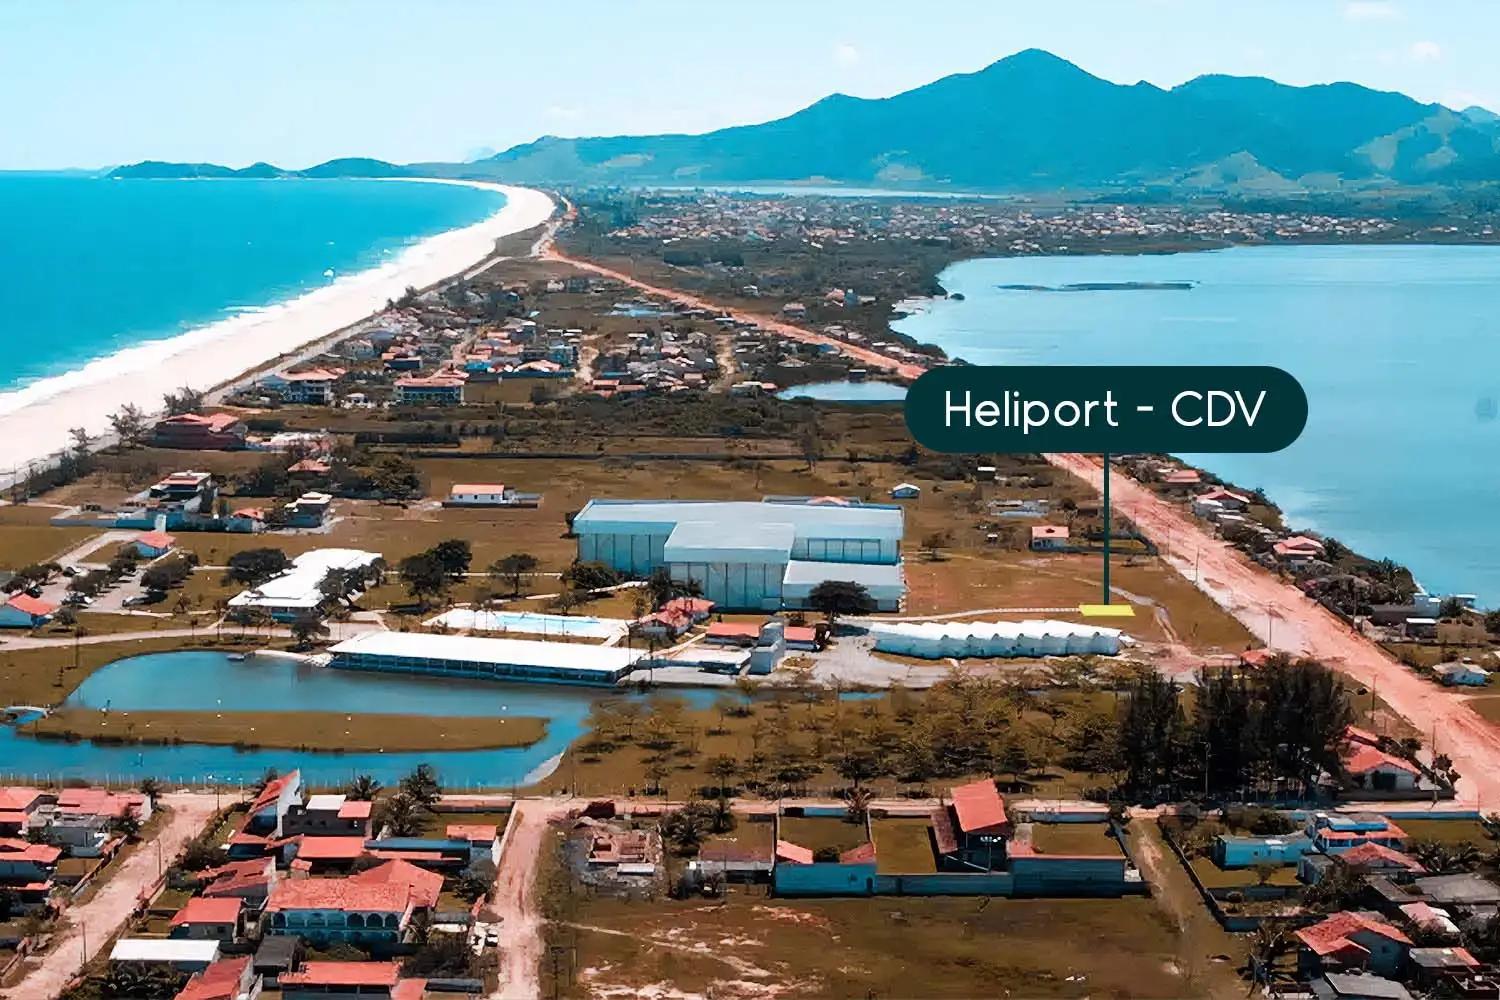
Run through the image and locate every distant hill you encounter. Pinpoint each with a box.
[460,48,1500,192]
[108,157,410,179]
[108,50,1500,193]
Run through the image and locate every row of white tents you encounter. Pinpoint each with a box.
[869,619,1127,659]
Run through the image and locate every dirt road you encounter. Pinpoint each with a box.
[488,798,573,1000]
[7,792,219,1000]
[544,249,928,381]
[1050,452,1500,808]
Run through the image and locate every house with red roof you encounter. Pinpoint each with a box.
[153,411,249,451]
[1159,468,1203,489]
[246,771,304,839]
[661,596,715,622]
[445,824,501,867]
[0,837,62,883]
[200,857,277,903]
[1295,911,1412,977]
[926,779,1012,874]
[134,529,177,559]
[284,794,373,839]
[283,836,370,873]
[1194,487,1252,512]
[1274,534,1327,564]
[0,593,57,628]
[173,955,258,1000]
[350,859,443,910]
[1306,812,1409,855]
[264,879,417,947]
[278,960,414,999]
[170,897,244,942]
[1343,743,1422,793]
[1300,841,1427,885]
[0,786,49,837]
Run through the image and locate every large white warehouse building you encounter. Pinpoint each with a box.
[870,619,1126,659]
[572,498,905,611]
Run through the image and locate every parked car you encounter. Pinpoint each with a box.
[122,595,152,607]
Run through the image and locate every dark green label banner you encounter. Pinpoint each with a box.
[904,366,1307,453]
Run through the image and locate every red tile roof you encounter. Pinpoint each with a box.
[175,956,251,1000]
[784,626,818,645]
[446,823,497,843]
[265,878,411,914]
[4,593,56,617]
[290,836,368,861]
[450,483,506,495]
[0,787,44,811]
[57,788,145,819]
[351,859,442,909]
[1031,525,1070,539]
[774,840,814,865]
[337,799,373,821]
[250,770,299,813]
[0,838,61,864]
[950,779,1008,834]
[278,961,402,987]
[1344,743,1421,777]
[1339,842,1425,872]
[170,896,242,927]
[137,530,176,549]
[706,622,762,640]
[1295,911,1411,957]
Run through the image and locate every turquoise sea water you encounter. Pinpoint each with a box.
[0,175,505,395]
[894,245,1500,602]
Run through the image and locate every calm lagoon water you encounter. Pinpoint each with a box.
[0,652,719,787]
[777,380,908,402]
[894,245,1500,601]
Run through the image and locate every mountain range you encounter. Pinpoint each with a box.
[111,49,1500,192]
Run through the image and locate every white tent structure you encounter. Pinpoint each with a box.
[870,619,1126,659]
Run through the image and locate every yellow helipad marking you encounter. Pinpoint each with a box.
[1079,603,1136,618]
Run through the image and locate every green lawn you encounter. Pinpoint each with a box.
[871,817,937,874]
[1029,822,1123,858]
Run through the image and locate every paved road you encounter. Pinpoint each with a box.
[543,248,928,381]
[1050,452,1500,809]
[5,792,219,1000]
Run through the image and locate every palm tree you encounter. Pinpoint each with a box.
[377,792,425,838]
[345,774,382,801]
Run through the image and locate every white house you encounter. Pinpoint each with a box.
[889,483,921,500]
[446,483,512,507]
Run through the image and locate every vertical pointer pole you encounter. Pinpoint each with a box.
[1101,452,1111,605]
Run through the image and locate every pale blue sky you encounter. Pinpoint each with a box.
[2,0,1495,170]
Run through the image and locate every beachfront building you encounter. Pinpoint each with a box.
[260,368,344,405]
[228,549,381,623]
[393,373,465,406]
[572,498,905,611]
[327,631,644,686]
[152,412,248,450]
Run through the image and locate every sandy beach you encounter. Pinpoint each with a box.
[0,179,555,477]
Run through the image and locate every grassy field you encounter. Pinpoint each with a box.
[1397,817,1494,846]
[870,816,938,874]
[778,815,869,855]
[1188,856,1299,889]
[0,505,98,572]
[21,708,547,752]
[1029,822,1123,857]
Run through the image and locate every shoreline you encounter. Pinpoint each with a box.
[0,178,555,476]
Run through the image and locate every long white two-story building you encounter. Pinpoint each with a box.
[572,498,905,611]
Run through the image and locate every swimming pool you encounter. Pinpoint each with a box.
[427,609,629,640]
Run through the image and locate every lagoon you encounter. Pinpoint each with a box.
[0,651,719,788]
[777,380,908,403]
[894,244,1500,602]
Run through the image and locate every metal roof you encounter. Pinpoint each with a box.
[327,631,643,675]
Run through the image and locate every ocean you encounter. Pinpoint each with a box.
[0,174,506,397]
[893,244,1500,602]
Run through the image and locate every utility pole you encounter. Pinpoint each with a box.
[1101,453,1111,605]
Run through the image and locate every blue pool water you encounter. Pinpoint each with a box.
[894,245,1500,601]
[0,175,505,397]
[0,652,721,787]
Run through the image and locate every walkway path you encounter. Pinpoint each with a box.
[488,798,573,1000]
[6,792,219,1000]
[1050,452,1500,808]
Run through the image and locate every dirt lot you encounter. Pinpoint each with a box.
[545,890,1210,999]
